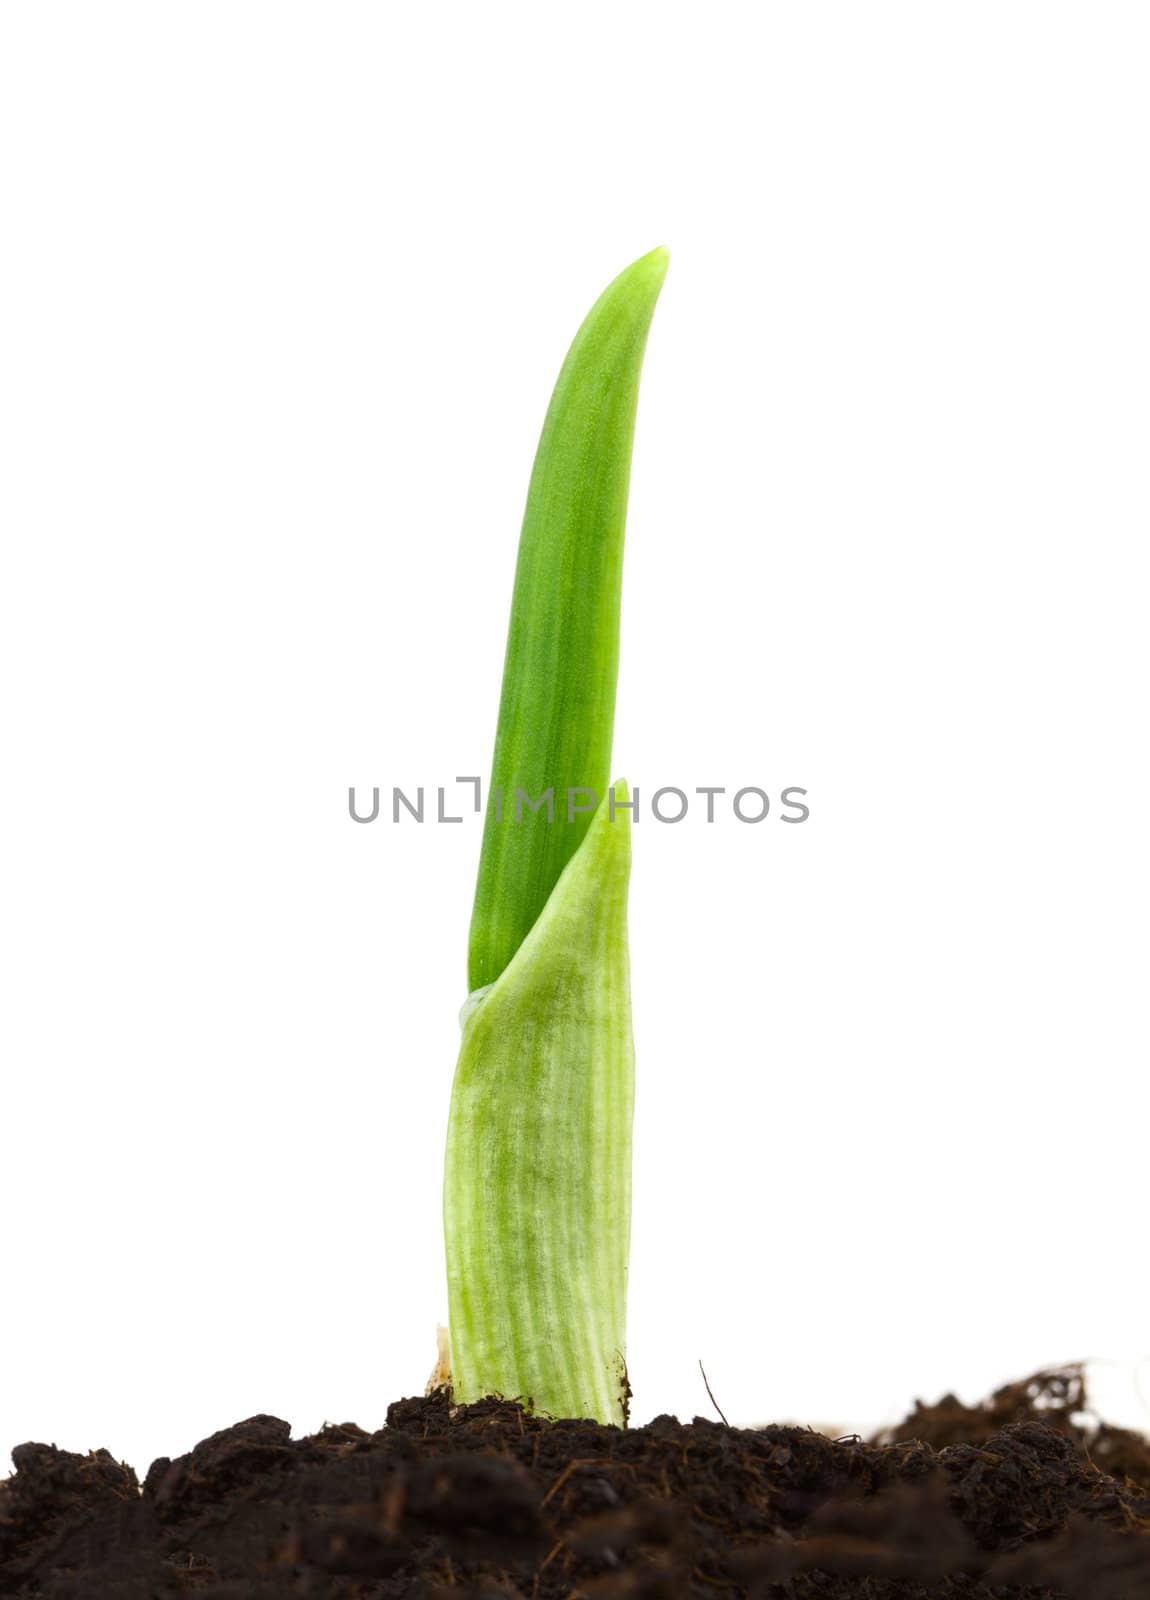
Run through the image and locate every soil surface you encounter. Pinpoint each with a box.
[3,1366,1150,1597]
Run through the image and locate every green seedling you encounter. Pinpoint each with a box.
[442,248,668,1426]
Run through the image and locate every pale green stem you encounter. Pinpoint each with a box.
[445,784,634,1423]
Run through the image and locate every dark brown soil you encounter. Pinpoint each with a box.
[4,1366,1150,1597]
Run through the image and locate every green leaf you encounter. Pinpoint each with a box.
[445,783,635,1424]
[466,247,669,992]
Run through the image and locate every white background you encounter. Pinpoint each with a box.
[2,3,1148,1476]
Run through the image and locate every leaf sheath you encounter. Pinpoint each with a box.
[445,786,634,1425]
